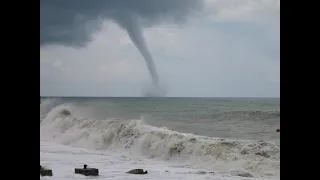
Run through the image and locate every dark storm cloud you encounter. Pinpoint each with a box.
[40,0,204,47]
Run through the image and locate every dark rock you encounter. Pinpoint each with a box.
[126,169,148,174]
[75,164,99,176]
[40,165,53,176]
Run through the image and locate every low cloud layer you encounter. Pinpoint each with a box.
[40,0,203,47]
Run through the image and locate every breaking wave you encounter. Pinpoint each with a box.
[40,98,280,177]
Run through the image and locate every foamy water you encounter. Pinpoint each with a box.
[41,141,277,180]
[40,98,280,179]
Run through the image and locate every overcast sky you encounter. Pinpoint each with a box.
[40,0,280,97]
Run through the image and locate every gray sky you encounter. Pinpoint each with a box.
[40,0,280,97]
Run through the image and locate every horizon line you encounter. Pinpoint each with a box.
[40,96,280,99]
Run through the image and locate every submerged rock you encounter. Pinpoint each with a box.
[126,169,148,174]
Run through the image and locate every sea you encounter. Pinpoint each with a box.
[40,97,280,180]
